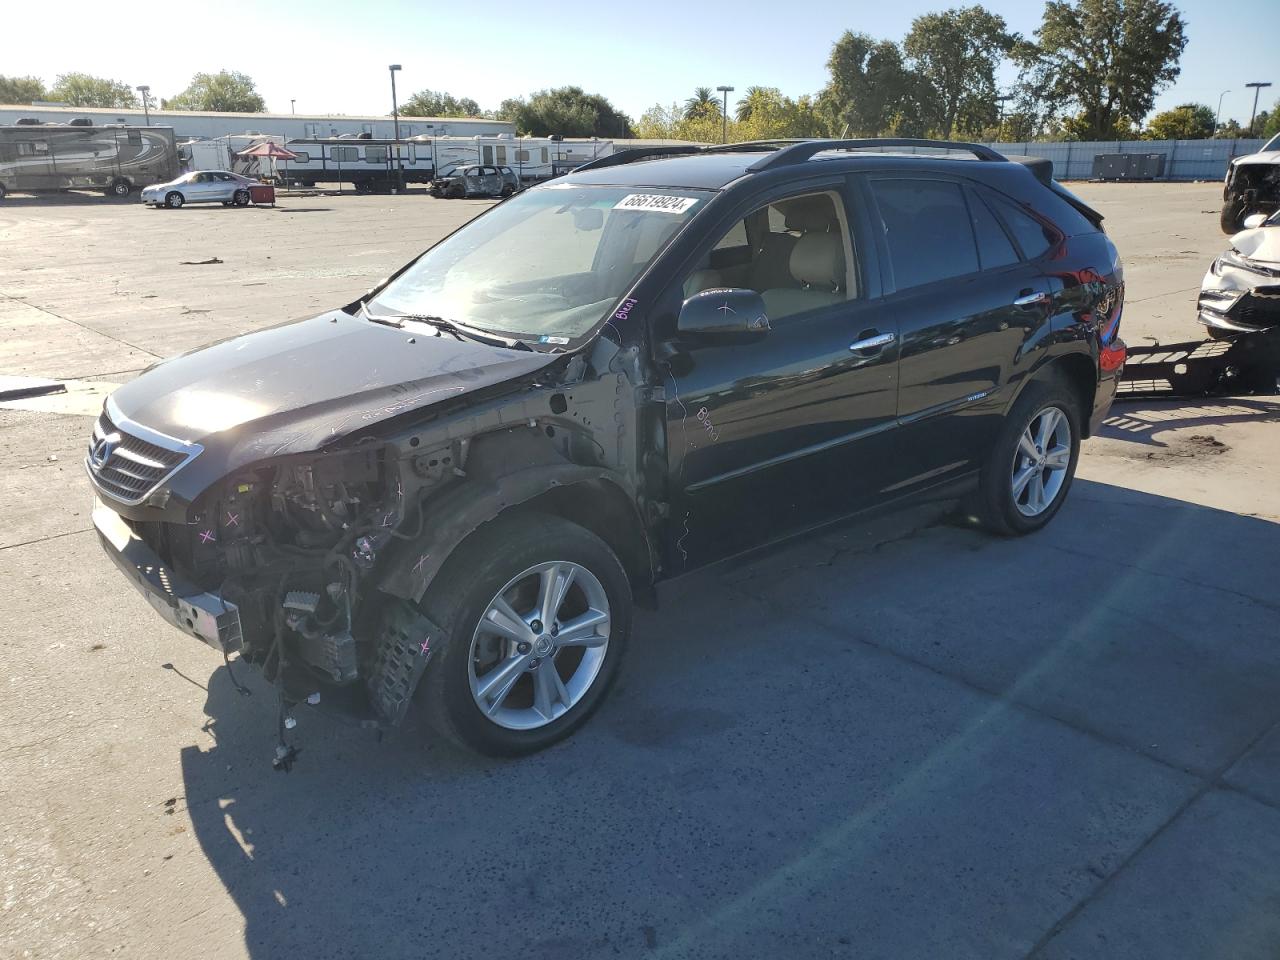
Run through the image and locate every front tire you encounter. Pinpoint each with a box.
[970,375,1082,536]
[164,191,184,209]
[233,189,250,206]
[415,512,632,756]
[1221,199,1246,234]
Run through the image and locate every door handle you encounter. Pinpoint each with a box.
[1013,291,1050,307]
[848,331,895,353]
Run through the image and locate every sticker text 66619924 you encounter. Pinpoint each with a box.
[613,194,699,215]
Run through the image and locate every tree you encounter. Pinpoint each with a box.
[50,73,137,108]
[491,97,524,122]
[1017,0,1187,140]
[1260,105,1278,140]
[0,75,46,104]
[634,102,683,140]
[817,31,916,137]
[1214,118,1244,139]
[1144,102,1214,139]
[735,86,773,123]
[511,87,632,138]
[163,71,266,112]
[683,87,720,121]
[401,89,481,117]
[903,6,1014,138]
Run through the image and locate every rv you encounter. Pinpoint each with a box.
[0,123,178,199]
[276,137,435,191]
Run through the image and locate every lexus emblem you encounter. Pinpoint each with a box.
[90,432,121,469]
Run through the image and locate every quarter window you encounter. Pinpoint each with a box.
[967,189,1019,270]
[871,179,979,291]
[988,195,1055,259]
[290,151,310,163]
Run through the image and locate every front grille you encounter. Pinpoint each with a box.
[1232,288,1280,328]
[87,410,195,504]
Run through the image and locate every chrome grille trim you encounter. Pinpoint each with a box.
[85,397,202,505]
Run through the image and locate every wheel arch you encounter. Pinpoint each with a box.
[377,467,655,609]
[1006,349,1098,437]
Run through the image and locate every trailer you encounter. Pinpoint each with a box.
[0,123,178,199]
[274,137,433,191]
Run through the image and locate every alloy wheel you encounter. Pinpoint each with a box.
[468,561,611,731]
[1011,405,1072,517]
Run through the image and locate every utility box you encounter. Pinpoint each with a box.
[1092,152,1167,181]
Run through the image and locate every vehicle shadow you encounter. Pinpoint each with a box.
[1100,396,1280,448]
[178,478,1280,959]
[0,191,140,207]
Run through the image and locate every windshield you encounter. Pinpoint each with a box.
[1264,132,1280,153]
[368,184,707,342]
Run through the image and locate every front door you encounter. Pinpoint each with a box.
[862,174,1051,490]
[657,184,900,570]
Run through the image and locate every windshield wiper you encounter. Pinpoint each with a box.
[356,300,404,329]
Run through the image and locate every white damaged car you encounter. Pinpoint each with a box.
[1199,210,1280,338]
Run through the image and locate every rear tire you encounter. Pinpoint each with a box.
[0,183,7,200]
[164,191,184,209]
[414,512,632,756]
[970,375,1082,536]
[108,178,131,197]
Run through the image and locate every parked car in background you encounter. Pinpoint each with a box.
[1221,132,1280,233]
[1199,209,1280,337]
[141,170,257,209]
[88,138,1125,761]
[430,163,515,199]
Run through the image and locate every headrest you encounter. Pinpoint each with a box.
[777,195,837,233]
[790,232,845,289]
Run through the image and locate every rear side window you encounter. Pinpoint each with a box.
[966,189,1019,269]
[988,195,1055,259]
[871,179,978,290]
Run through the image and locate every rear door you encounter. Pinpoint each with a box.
[861,174,1050,491]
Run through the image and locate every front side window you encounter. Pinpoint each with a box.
[682,190,857,321]
[368,185,706,342]
[871,179,979,291]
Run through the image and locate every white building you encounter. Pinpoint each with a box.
[0,103,514,142]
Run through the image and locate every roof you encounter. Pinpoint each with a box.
[562,142,1007,192]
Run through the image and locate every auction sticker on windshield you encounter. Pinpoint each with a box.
[613,194,699,214]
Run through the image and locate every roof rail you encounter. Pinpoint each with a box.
[746,138,1007,172]
[573,145,701,172]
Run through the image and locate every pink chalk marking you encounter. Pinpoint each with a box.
[419,637,430,655]
[198,530,216,544]
[411,554,428,574]
[381,512,395,528]
[225,512,240,527]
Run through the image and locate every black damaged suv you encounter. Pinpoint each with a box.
[88,139,1126,759]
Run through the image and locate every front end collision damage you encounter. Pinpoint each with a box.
[89,331,666,760]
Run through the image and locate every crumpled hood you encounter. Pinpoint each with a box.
[1229,225,1280,266]
[108,310,559,473]
[1233,150,1280,167]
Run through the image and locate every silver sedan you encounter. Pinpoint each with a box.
[141,171,256,209]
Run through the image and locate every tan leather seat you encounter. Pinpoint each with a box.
[761,232,846,319]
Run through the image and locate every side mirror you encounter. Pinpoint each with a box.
[678,288,770,338]
[1242,213,1268,230]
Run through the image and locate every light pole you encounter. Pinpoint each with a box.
[1214,89,1231,134]
[1246,81,1272,137]
[389,64,404,193]
[136,85,150,125]
[290,99,296,115]
[996,94,1014,137]
[716,85,734,144]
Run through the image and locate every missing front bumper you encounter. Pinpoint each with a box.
[92,499,243,653]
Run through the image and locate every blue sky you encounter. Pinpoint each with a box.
[9,0,1277,126]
